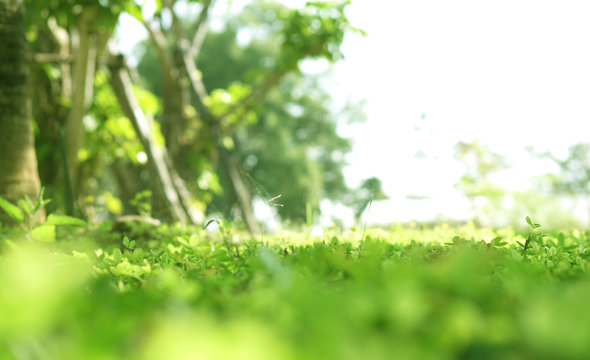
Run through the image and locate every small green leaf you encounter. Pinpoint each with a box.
[175,236,189,246]
[0,197,24,223]
[36,187,46,205]
[123,236,135,249]
[18,197,34,215]
[525,216,532,226]
[45,214,87,226]
[32,224,56,243]
[491,236,507,247]
[154,0,162,12]
[34,187,51,211]
[124,3,143,21]
[189,234,199,247]
[112,248,123,263]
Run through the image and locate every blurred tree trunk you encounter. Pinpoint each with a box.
[64,6,98,200]
[139,0,261,232]
[30,18,73,214]
[0,0,44,222]
[218,148,258,231]
[108,52,203,224]
[110,158,145,214]
[29,7,112,216]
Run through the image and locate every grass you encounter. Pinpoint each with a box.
[2,220,590,359]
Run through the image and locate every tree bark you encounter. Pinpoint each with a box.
[110,158,145,214]
[107,52,203,225]
[0,0,43,222]
[142,19,186,161]
[219,148,260,232]
[64,6,98,197]
[138,2,267,232]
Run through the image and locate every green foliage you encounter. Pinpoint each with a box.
[88,73,162,166]
[24,0,127,33]
[348,177,388,222]
[207,82,258,130]
[75,73,171,218]
[135,0,364,222]
[454,140,507,198]
[130,190,153,217]
[24,0,366,224]
[454,141,513,225]
[232,72,359,221]
[3,221,590,358]
[0,190,85,243]
[519,216,548,257]
[540,143,590,195]
[0,188,50,232]
[279,0,364,69]
[0,198,25,224]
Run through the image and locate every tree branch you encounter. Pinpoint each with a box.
[31,52,73,63]
[172,0,215,122]
[189,0,214,59]
[65,6,98,193]
[164,0,183,42]
[140,18,175,91]
[107,51,203,225]
[179,44,214,121]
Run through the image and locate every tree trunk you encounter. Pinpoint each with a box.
[141,2,265,232]
[107,52,203,225]
[110,158,145,214]
[29,17,73,214]
[64,6,98,199]
[0,0,43,222]
[219,147,260,232]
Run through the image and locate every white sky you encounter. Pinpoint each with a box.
[327,0,590,224]
[116,0,590,225]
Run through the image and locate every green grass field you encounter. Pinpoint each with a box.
[2,220,590,359]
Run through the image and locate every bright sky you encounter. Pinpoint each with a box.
[117,0,590,225]
[326,0,590,224]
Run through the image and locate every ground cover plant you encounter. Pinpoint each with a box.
[2,211,590,360]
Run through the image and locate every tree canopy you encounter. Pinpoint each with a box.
[136,1,364,221]
[16,0,374,228]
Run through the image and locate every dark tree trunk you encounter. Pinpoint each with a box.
[0,0,43,223]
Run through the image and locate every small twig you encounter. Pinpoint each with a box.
[359,193,374,252]
[522,233,532,256]
[165,0,184,41]
[189,0,215,59]
[31,53,74,63]
[140,18,175,90]
[180,46,214,120]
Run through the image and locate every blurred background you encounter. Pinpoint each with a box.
[20,0,590,230]
[327,0,590,228]
[241,0,590,229]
